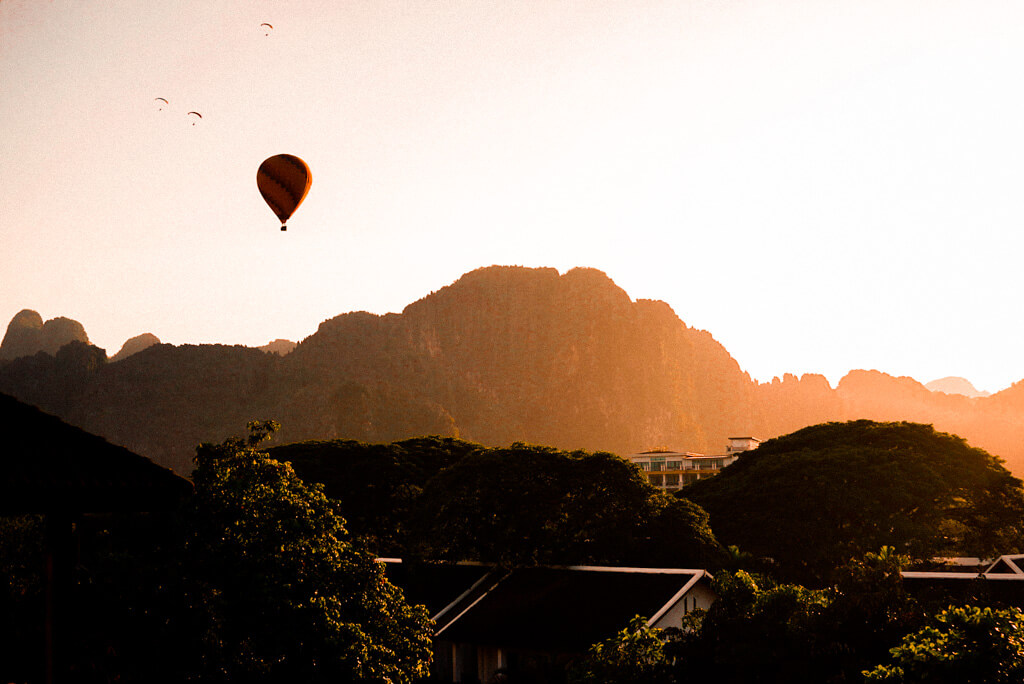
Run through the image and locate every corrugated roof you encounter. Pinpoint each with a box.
[435,565,705,653]
[0,392,193,513]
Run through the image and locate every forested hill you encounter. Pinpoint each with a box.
[3,265,1024,475]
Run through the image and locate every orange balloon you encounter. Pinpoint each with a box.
[257,154,312,231]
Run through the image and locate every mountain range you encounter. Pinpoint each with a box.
[3,265,1024,477]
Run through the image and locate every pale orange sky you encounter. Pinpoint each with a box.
[2,1,1024,393]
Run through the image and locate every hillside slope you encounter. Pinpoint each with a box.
[3,265,1024,476]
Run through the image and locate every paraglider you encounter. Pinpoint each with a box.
[187,111,202,125]
[154,97,168,111]
[256,154,311,231]
[260,22,274,36]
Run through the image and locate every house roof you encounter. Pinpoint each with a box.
[986,555,1024,575]
[433,565,708,653]
[378,559,496,621]
[902,554,1024,581]
[0,392,193,514]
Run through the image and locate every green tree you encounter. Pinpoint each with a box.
[683,421,1024,584]
[568,615,673,684]
[865,605,1024,683]
[815,547,922,682]
[664,549,921,684]
[266,435,481,556]
[183,421,433,682]
[412,443,724,568]
[666,570,832,683]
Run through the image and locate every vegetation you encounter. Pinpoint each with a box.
[1,422,434,683]
[6,417,1024,682]
[181,421,433,682]
[0,515,44,683]
[683,420,1024,584]
[568,615,673,684]
[658,547,921,683]
[572,551,1024,684]
[265,435,480,555]
[412,443,723,568]
[272,438,725,568]
[865,605,1024,683]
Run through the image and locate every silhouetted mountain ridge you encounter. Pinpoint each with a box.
[3,265,1024,476]
[110,333,161,363]
[0,309,89,360]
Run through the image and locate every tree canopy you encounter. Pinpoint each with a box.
[269,437,725,568]
[682,420,1024,583]
[865,605,1024,683]
[411,442,725,568]
[568,615,673,684]
[182,421,434,682]
[265,435,479,555]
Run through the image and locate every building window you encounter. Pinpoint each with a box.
[667,461,681,470]
[650,462,663,472]
[649,474,663,486]
[665,474,680,486]
[639,462,651,471]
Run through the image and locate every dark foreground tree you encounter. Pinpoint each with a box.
[865,605,1024,683]
[0,422,434,683]
[568,615,674,684]
[683,421,1024,584]
[266,435,481,555]
[182,421,433,682]
[0,515,44,683]
[412,443,725,568]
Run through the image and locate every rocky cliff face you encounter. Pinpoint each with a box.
[110,333,161,363]
[275,266,755,455]
[3,266,1024,477]
[0,310,89,360]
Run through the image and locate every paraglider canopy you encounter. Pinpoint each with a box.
[187,111,202,125]
[260,22,274,35]
[154,97,168,110]
[256,154,311,231]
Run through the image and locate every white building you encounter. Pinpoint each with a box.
[626,437,760,491]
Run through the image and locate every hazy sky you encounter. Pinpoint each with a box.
[3,0,1024,393]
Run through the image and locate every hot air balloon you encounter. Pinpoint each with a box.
[187,111,202,125]
[154,97,169,111]
[260,22,274,36]
[257,154,311,231]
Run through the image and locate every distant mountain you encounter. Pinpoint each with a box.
[258,339,296,356]
[2,266,1024,477]
[110,333,161,363]
[925,376,991,398]
[0,309,89,360]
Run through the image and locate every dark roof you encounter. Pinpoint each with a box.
[380,559,496,619]
[0,392,193,514]
[436,566,704,653]
[902,571,1024,607]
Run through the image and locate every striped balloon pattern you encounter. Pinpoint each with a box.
[257,154,312,231]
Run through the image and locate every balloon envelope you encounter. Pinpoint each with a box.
[257,154,312,227]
